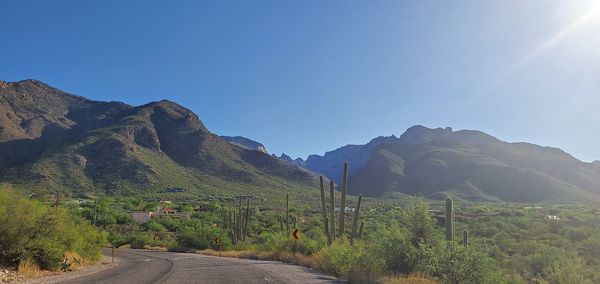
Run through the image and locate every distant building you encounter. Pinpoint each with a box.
[548,215,560,221]
[130,211,153,223]
[155,207,190,219]
[334,207,354,214]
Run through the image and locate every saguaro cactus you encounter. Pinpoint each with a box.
[358,221,365,239]
[329,181,336,241]
[350,194,362,245]
[319,176,332,244]
[445,197,455,242]
[238,197,243,242]
[242,199,250,241]
[339,161,348,238]
[463,229,469,246]
[285,193,290,236]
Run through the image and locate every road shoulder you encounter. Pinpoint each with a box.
[22,255,119,284]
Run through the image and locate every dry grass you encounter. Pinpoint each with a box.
[63,252,87,271]
[198,249,439,284]
[198,249,321,269]
[17,259,41,277]
[381,273,439,284]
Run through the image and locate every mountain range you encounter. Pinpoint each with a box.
[288,126,600,203]
[0,79,316,198]
[2,79,600,203]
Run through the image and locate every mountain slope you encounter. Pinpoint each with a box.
[306,126,600,203]
[0,79,317,197]
[221,136,268,153]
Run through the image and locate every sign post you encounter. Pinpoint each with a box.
[213,237,223,257]
[111,247,115,264]
[292,229,300,254]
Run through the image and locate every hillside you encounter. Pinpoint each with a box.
[305,126,600,203]
[0,79,317,198]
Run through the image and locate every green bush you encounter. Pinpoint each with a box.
[433,243,506,284]
[175,221,230,250]
[320,240,385,283]
[255,231,322,255]
[0,189,107,270]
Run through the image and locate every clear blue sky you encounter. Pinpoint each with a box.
[1,1,599,161]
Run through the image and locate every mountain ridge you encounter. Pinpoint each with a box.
[300,125,600,203]
[0,79,317,198]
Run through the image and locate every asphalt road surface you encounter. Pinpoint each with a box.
[57,249,342,284]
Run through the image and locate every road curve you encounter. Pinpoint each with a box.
[57,249,342,284]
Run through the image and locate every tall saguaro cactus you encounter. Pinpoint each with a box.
[338,161,348,238]
[242,199,250,241]
[319,176,332,244]
[329,181,336,241]
[238,197,243,242]
[350,194,362,245]
[445,197,455,242]
[358,221,365,239]
[285,193,290,236]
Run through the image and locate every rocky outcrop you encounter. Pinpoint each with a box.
[221,136,268,153]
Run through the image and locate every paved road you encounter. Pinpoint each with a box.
[58,249,342,284]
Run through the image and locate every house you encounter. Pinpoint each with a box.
[548,215,560,221]
[334,207,355,214]
[155,207,190,219]
[129,211,153,223]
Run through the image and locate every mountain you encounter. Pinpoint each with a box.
[221,136,268,153]
[304,125,600,203]
[276,153,306,167]
[0,79,317,198]
[303,126,453,183]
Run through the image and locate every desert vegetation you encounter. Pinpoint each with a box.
[23,167,592,283]
[3,163,600,283]
[0,189,107,272]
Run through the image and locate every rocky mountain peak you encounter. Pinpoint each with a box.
[221,136,268,153]
[398,125,453,144]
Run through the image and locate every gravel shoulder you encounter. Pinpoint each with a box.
[21,251,119,284]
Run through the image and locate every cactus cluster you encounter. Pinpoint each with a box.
[445,196,470,246]
[319,176,332,244]
[221,196,251,245]
[319,161,363,245]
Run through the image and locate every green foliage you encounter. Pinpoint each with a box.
[0,189,107,270]
[255,231,322,255]
[175,221,230,250]
[433,243,506,284]
[320,241,385,283]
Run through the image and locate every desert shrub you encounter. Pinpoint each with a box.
[432,243,506,284]
[175,222,230,250]
[128,231,155,249]
[0,189,107,270]
[255,231,321,255]
[371,225,428,274]
[579,234,600,265]
[320,240,385,283]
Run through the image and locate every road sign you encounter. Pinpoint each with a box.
[213,237,223,256]
[292,229,300,240]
